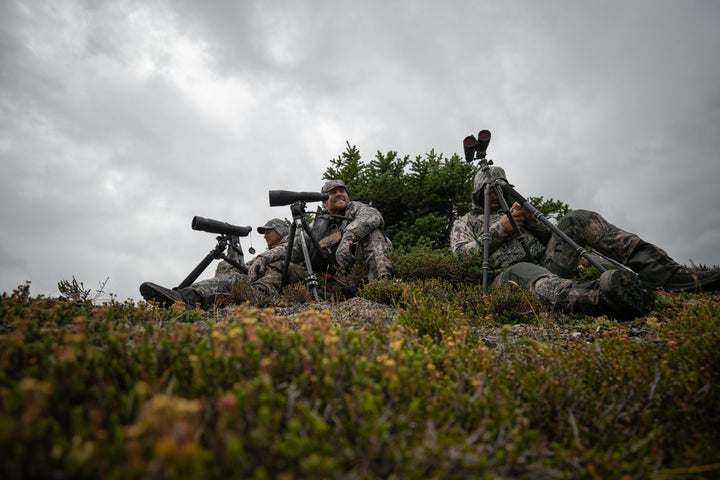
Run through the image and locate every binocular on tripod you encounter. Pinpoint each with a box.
[463,129,492,162]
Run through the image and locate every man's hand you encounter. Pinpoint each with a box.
[500,202,531,233]
[335,232,356,270]
[248,259,266,280]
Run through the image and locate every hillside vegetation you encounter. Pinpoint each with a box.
[1,277,719,479]
[3,147,718,478]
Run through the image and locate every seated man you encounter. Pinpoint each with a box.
[450,167,720,317]
[248,180,394,291]
[140,218,299,308]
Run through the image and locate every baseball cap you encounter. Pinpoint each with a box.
[257,218,289,237]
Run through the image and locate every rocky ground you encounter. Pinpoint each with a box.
[197,296,664,350]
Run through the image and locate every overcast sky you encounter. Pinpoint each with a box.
[2,0,719,302]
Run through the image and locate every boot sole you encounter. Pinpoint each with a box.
[139,282,183,308]
[600,270,651,318]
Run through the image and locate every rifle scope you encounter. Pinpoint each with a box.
[269,190,329,207]
[191,216,252,237]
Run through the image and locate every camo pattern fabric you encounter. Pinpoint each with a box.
[190,235,306,303]
[191,269,249,304]
[250,260,306,295]
[253,201,393,281]
[450,208,551,273]
[492,262,576,307]
[214,235,246,276]
[541,209,644,277]
[491,262,602,313]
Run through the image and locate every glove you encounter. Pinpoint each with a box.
[248,259,266,281]
[335,232,356,271]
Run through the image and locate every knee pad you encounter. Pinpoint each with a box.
[494,262,553,290]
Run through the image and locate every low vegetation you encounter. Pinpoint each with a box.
[2,269,719,478]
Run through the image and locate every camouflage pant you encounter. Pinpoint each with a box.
[492,262,590,309]
[541,209,644,278]
[359,229,394,281]
[191,260,305,304]
[191,270,248,306]
[494,209,646,307]
[252,260,307,295]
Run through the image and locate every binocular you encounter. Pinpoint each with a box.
[463,129,492,161]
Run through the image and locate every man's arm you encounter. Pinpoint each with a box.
[450,212,510,259]
[342,202,384,240]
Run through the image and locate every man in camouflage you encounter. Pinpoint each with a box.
[450,166,720,317]
[140,218,301,308]
[248,179,393,290]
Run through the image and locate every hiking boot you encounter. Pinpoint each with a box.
[139,282,202,309]
[537,269,653,319]
[597,269,654,317]
[662,267,720,292]
[628,243,720,292]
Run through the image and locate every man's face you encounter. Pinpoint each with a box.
[324,186,349,215]
[264,229,283,248]
[488,190,501,211]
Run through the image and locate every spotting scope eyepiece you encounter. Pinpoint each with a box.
[269,190,329,207]
[191,216,252,237]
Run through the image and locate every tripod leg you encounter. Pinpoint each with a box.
[177,253,215,289]
[502,184,607,273]
[492,184,534,262]
[296,219,320,301]
[282,222,297,287]
[482,186,491,292]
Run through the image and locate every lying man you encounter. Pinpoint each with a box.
[451,167,720,317]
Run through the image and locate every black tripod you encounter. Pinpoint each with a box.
[176,216,251,289]
[281,201,329,301]
[176,235,248,289]
[463,130,608,292]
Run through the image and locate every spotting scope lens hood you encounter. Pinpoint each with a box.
[269,190,329,207]
[192,216,252,237]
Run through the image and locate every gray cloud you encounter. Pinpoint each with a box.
[1,0,719,301]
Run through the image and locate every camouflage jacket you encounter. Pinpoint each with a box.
[253,201,385,269]
[450,206,552,271]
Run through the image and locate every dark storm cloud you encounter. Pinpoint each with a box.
[1,0,719,301]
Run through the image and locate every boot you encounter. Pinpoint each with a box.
[139,282,203,309]
[535,269,653,319]
[628,243,720,292]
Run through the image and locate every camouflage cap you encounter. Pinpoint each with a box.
[257,218,289,237]
[321,179,349,195]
